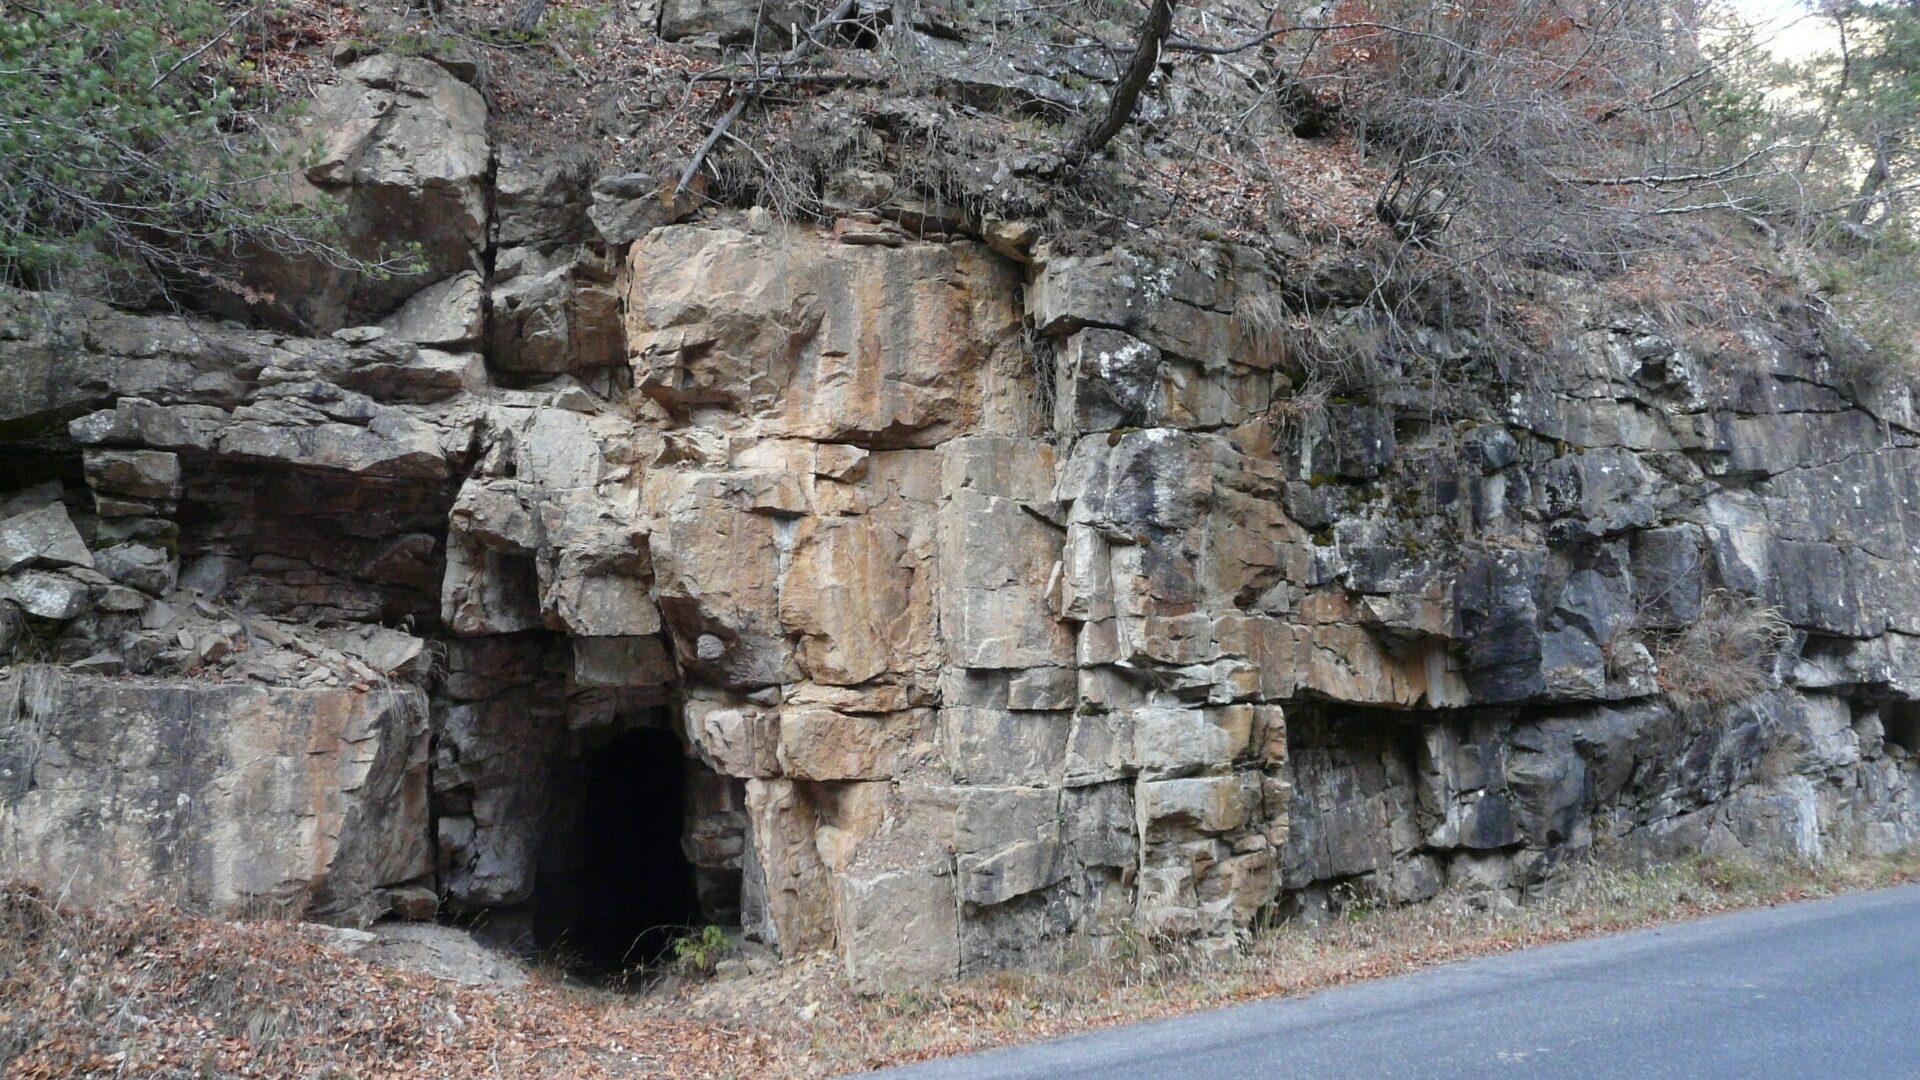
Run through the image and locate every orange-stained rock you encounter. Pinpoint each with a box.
[623,226,1025,446]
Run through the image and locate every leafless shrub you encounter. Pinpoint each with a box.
[1172,0,1831,397]
[1652,590,1792,714]
[1281,6,1714,375]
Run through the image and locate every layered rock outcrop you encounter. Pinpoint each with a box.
[4,47,1919,992]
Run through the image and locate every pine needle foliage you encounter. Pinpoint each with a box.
[0,1,373,296]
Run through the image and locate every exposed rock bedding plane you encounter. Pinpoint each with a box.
[3,40,1919,995]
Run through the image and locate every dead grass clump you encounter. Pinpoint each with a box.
[1652,590,1793,713]
[1598,244,1794,357]
[1238,295,1391,393]
[1232,291,1292,372]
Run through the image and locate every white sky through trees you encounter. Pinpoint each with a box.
[1732,0,1841,59]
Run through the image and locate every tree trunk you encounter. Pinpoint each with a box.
[1847,135,1892,226]
[509,0,548,33]
[1072,0,1179,165]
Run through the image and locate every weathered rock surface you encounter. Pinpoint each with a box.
[1,46,1918,991]
[241,55,491,332]
[659,0,803,43]
[365,923,531,988]
[0,671,430,926]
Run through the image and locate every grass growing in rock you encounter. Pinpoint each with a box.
[6,851,1918,1078]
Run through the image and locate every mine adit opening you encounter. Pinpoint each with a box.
[530,724,712,977]
[1887,702,1920,757]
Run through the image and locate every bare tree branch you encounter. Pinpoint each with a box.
[676,95,750,194]
[1167,20,1479,57]
[1073,0,1179,164]
[688,68,877,87]
[147,6,256,92]
[1564,142,1793,187]
[1847,135,1894,226]
[675,0,857,196]
[1596,62,1716,123]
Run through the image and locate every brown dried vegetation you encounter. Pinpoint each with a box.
[1652,590,1794,714]
[0,884,783,1079]
[8,853,1920,1078]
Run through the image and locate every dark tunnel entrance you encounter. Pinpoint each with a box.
[532,726,704,976]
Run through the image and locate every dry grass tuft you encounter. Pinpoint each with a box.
[1652,590,1793,713]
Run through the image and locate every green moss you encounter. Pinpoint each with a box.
[372,29,465,56]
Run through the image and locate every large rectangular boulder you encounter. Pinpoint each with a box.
[0,673,431,926]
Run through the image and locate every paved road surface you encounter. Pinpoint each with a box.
[871,884,1920,1080]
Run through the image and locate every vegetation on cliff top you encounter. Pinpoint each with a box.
[0,0,402,300]
[12,0,1910,389]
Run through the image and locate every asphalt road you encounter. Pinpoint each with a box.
[870,884,1920,1080]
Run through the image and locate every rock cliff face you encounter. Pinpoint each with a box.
[3,49,1919,991]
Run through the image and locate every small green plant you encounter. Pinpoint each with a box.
[671,923,734,975]
[373,29,465,58]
